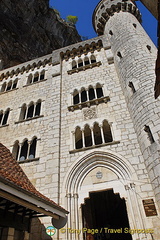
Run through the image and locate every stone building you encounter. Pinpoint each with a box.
[0,0,159,240]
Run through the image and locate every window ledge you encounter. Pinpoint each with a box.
[18,157,39,164]
[23,79,47,87]
[68,96,110,111]
[0,124,9,128]
[0,88,18,95]
[69,141,120,154]
[67,61,102,75]
[15,115,44,124]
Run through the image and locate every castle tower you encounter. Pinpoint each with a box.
[93,0,160,208]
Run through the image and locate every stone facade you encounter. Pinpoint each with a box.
[0,1,159,240]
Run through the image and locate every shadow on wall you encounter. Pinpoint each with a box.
[29,218,52,240]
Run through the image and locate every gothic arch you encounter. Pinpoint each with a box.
[63,150,137,195]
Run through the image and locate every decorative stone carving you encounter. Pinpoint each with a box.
[83,107,97,120]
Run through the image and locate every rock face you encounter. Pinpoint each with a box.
[0,0,81,69]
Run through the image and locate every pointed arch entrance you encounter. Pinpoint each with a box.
[62,151,144,240]
[81,189,132,240]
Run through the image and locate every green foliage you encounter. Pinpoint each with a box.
[66,15,78,25]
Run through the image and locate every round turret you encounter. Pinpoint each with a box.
[93,0,141,35]
[93,0,160,210]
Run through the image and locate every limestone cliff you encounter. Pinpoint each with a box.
[0,0,81,69]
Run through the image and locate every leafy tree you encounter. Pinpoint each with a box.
[66,15,78,25]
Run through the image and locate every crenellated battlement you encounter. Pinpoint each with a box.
[93,0,141,35]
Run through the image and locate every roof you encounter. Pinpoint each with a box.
[0,143,68,215]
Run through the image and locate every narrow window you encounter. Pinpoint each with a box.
[90,55,96,64]
[2,109,9,125]
[27,104,34,118]
[20,104,27,120]
[40,71,45,80]
[96,84,103,98]
[89,87,95,100]
[81,89,87,102]
[29,137,37,159]
[0,111,3,124]
[75,127,83,149]
[35,101,41,116]
[103,120,113,143]
[12,79,18,89]
[128,81,136,93]
[146,45,151,52]
[27,74,32,84]
[78,59,83,68]
[133,23,137,28]
[144,125,155,143]
[19,140,28,161]
[117,52,122,58]
[109,30,113,35]
[93,123,102,145]
[33,73,39,82]
[1,82,6,92]
[84,125,92,147]
[84,57,90,65]
[73,90,79,105]
[72,60,77,69]
[6,81,12,91]
[12,141,19,160]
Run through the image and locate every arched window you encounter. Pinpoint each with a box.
[0,109,10,126]
[73,90,79,105]
[12,79,18,89]
[27,102,34,118]
[96,83,103,98]
[84,125,92,147]
[88,86,95,100]
[93,122,102,145]
[84,57,90,65]
[90,55,96,63]
[12,141,19,160]
[103,120,113,143]
[19,140,28,161]
[20,104,27,121]
[35,100,41,116]
[19,100,42,121]
[81,88,87,102]
[72,60,77,69]
[75,127,83,149]
[0,111,3,124]
[6,81,12,91]
[78,59,83,68]
[33,72,39,82]
[2,109,10,125]
[27,74,33,84]
[29,137,37,159]
[40,71,45,80]
[1,82,6,92]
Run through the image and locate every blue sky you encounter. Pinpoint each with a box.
[49,0,157,46]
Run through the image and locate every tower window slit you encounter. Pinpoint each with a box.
[128,81,136,93]
[144,125,155,143]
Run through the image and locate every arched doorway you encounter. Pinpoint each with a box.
[62,151,143,240]
[81,189,132,240]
